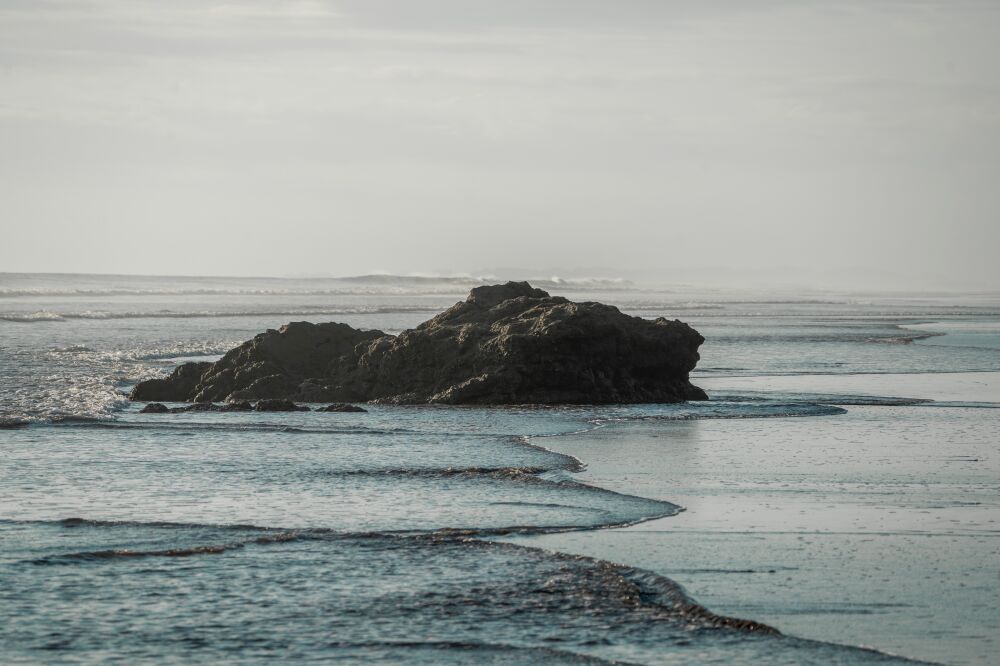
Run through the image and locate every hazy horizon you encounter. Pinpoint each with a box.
[4,268,1000,297]
[2,1,998,290]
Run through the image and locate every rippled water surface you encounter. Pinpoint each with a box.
[2,273,999,664]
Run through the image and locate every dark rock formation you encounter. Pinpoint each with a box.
[130,282,707,406]
[0,419,30,429]
[131,362,214,403]
[185,402,221,412]
[317,403,368,413]
[139,401,256,414]
[254,399,310,412]
[221,400,254,412]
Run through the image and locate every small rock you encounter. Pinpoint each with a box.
[0,419,30,429]
[139,403,170,414]
[254,399,310,412]
[185,402,221,412]
[317,403,368,413]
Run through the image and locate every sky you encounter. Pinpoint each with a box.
[1,0,998,289]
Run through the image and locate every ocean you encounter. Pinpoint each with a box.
[1,272,997,664]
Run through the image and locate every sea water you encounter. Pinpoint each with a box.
[1,273,998,664]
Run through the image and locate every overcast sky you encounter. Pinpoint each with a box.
[1,0,997,288]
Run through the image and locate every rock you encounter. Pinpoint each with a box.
[0,418,30,429]
[138,401,254,414]
[129,362,213,402]
[129,282,707,406]
[317,403,368,413]
[222,389,256,403]
[295,380,347,403]
[254,399,310,412]
[184,402,221,412]
[221,400,254,412]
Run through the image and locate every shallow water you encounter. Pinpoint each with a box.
[2,273,998,664]
[2,401,921,664]
[506,390,1000,665]
[2,523,908,665]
